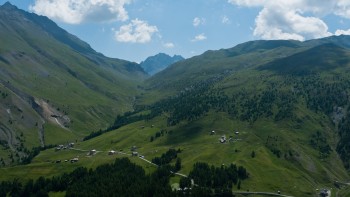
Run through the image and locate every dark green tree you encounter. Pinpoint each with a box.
[179,177,191,189]
[175,158,182,171]
[251,151,255,158]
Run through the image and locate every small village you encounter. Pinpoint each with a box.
[210,129,242,144]
[53,141,147,166]
[52,127,247,166]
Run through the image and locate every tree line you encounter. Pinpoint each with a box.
[337,109,350,169]
[1,158,173,197]
[0,158,250,196]
[179,162,248,196]
[151,148,182,172]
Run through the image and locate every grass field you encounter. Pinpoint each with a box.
[1,111,349,196]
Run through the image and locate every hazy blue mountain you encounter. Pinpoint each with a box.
[140,53,184,75]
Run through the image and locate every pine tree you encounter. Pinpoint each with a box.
[175,158,181,171]
[251,151,255,158]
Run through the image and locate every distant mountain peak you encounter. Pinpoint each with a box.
[140,53,184,75]
[1,1,17,10]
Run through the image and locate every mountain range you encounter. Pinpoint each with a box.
[1,2,350,196]
[140,53,184,75]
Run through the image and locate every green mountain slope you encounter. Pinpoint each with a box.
[143,36,350,103]
[142,40,308,104]
[259,43,350,75]
[0,3,146,165]
[117,36,350,195]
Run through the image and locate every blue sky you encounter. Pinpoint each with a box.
[1,0,350,63]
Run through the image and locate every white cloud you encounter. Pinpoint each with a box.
[193,17,205,27]
[29,0,131,24]
[191,33,207,42]
[222,16,231,24]
[335,29,350,36]
[115,19,158,43]
[163,42,175,48]
[228,0,350,40]
[254,7,331,41]
[335,0,350,19]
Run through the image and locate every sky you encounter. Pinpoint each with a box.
[1,0,350,63]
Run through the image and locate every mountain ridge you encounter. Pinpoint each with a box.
[140,53,184,75]
[258,43,350,75]
[145,35,350,96]
[0,2,145,77]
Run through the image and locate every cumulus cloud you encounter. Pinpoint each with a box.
[193,17,205,27]
[228,0,350,41]
[335,29,350,36]
[163,42,175,48]
[29,0,131,24]
[191,33,207,42]
[115,19,158,43]
[254,6,331,41]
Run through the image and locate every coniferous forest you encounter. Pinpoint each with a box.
[0,158,248,197]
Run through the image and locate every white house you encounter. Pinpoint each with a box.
[89,149,96,155]
[220,135,226,143]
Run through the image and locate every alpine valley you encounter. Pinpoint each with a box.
[1,2,350,197]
